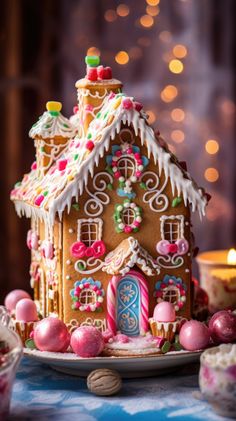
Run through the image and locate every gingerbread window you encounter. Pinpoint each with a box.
[117,156,136,179]
[160,215,184,243]
[79,289,96,305]
[122,207,135,226]
[77,218,103,247]
[163,286,180,305]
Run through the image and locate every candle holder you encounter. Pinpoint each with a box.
[0,306,23,420]
[196,250,236,313]
[199,344,236,418]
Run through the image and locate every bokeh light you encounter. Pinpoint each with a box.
[104,9,117,22]
[146,0,160,5]
[116,4,130,17]
[115,51,129,65]
[140,15,154,28]
[169,59,184,74]
[146,5,160,16]
[204,168,219,182]
[205,140,219,155]
[171,108,185,122]
[86,46,101,56]
[160,85,178,102]
[146,110,156,124]
[173,44,188,58]
[171,130,185,143]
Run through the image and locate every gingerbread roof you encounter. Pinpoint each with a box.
[102,237,160,277]
[11,93,208,224]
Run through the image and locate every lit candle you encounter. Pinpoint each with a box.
[196,249,236,313]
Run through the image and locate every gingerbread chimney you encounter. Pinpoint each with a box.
[74,56,123,138]
[29,101,77,179]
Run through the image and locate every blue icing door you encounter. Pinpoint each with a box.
[116,275,140,336]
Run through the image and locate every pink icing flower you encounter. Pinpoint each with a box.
[124,226,132,233]
[92,240,106,258]
[122,98,133,110]
[70,241,86,258]
[85,247,94,257]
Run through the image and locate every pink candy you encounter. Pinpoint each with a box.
[153,302,176,323]
[179,320,210,351]
[86,141,95,151]
[41,241,54,260]
[31,161,37,170]
[15,298,38,322]
[124,226,132,233]
[4,289,31,312]
[57,159,68,171]
[122,98,133,110]
[115,334,130,343]
[102,329,114,343]
[70,326,104,358]
[34,317,71,352]
[34,195,44,206]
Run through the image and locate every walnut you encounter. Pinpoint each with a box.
[87,368,122,396]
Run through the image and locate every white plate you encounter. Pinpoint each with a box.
[23,348,202,378]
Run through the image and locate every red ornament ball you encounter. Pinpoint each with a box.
[70,326,104,358]
[208,310,236,344]
[179,320,210,351]
[4,289,31,312]
[34,317,70,352]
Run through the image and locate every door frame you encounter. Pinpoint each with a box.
[107,269,149,335]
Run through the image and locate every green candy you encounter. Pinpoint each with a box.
[78,262,85,271]
[161,341,171,354]
[85,55,100,67]
[49,111,59,117]
[14,181,22,188]
[173,342,182,351]
[72,203,80,211]
[87,133,92,139]
[43,191,48,196]
[74,154,79,161]
[107,183,113,190]
[25,339,37,350]
[140,182,147,190]
[97,112,101,118]
[172,197,182,207]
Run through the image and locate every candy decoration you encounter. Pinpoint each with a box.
[70,242,87,258]
[86,68,98,81]
[46,101,62,116]
[107,271,149,335]
[85,55,100,67]
[34,194,44,206]
[179,320,210,351]
[4,289,31,312]
[156,240,170,255]
[86,140,95,151]
[34,317,70,352]
[172,197,182,207]
[70,326,104,357]
[27,230,39,250]
[175,238,189,255]
[161,340,171,354]
[31,161,37,170]
[122,98,133,110]
[208,310,236,344]
[15,298,38,322]
[70,278,105,312]
[114,200,142,233]
[57,159,68,171]
[153,302,176,323]
[97,66,112,80]
[41,241,54,260]
[154,275,187,312]
[156,238,189,256]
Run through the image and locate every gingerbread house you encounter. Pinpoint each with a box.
[10,56,208,336]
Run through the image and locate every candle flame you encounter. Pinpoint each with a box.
[227,248,236,265]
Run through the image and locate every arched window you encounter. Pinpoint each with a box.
[117,156,136,179]
[163,286,180,305]
[79,289,97,305]
[122,208,135,226]
[160,215,184,243]
[77,218,103,246]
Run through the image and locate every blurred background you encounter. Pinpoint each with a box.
[0,0,235,298]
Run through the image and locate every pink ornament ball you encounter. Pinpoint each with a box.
[179,320,210,351]
[153,301,176,323]
[4,289,31,312]
[208,310,236,344]
[34,317,70,352]
[15,298,38,322]
[70,326,104,358]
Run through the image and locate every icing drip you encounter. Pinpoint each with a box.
[11,94,207,226]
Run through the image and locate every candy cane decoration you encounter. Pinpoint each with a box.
[107,270,149,335]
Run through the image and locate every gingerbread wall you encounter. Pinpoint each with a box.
[61,126,193,331]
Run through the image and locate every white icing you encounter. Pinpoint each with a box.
[84,172,113,217]
[103,236,160,276]
[156,254,184,269]
[74,256,105,274]
[77,218,103,241]
[140,171,168,212]
[160,215,184,239]
[12,94,207,225]
[29,111,76,139]
[201,344,236,369]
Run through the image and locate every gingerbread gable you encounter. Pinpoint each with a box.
[11,93,207,225]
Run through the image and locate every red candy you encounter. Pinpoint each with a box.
[57,159,68,171]
[122,98,133,110]
[31,161,37,171]
[97,66,112,80]
[134,101,143,112]
[86,141,95,151]
[86,67,97,81]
